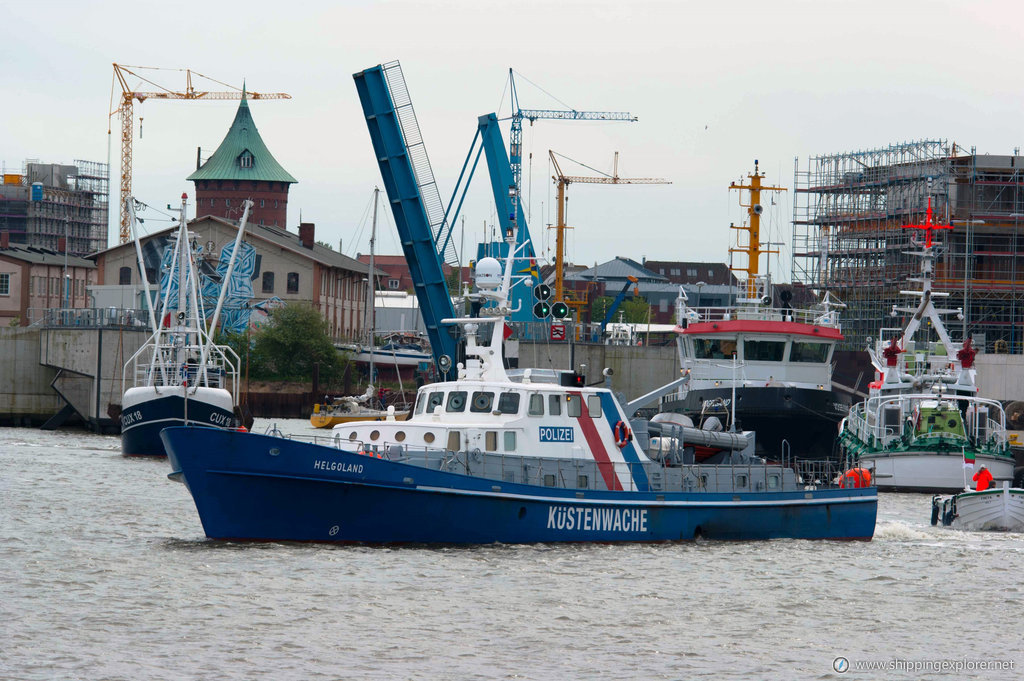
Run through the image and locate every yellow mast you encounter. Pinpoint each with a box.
[549,152,572,305]
[728,160,786,300]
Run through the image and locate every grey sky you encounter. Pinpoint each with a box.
[3,0,1020,281]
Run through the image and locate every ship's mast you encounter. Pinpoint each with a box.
[729,160,786,301]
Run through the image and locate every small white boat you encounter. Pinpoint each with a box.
[310,385,409,428]
[932,482,1024,531]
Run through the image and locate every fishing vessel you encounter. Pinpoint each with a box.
[661,162,851,461]
[161,234,877,544]
[932,482,1024,531]
[119,194,248,456]
[838,198,1015,492]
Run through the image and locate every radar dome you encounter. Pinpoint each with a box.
[474,257,502,289]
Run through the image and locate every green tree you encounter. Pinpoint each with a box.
[591,295,650,324]
[619,297,651,324]
[251,304,345,383]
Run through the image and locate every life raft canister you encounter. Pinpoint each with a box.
[613,420,632,449]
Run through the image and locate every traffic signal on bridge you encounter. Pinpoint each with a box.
[551,301,569,319]
[533,283,551,318]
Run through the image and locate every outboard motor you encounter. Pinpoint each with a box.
[942,498,956,527]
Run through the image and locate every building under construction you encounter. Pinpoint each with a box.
[793,140,1024,353]
[0,160,109,256]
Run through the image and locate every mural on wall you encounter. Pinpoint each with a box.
[144,236,269,335]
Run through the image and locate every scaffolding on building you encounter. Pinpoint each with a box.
[0,160,110,256]
[793,140,1024,353]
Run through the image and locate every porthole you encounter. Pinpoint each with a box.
[395,431,406,442]
[370,430,380,441]
[471,391,494,413]
[424,432,435,444]
[348,431,358,440]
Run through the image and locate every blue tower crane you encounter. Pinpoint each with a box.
[507,68,638,206]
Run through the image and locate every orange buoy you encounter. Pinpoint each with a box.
[840,468,872,488]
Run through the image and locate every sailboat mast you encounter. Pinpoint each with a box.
[367,187,378,385]
[176,194,189,370]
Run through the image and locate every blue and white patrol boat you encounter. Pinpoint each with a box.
[161,244,877,543]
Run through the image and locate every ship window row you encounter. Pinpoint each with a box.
[415,389,602,419]
[690,337,830,363]
[415,390,523,415]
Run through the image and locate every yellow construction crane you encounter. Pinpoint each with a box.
[548,150,670,316]
[109,63,290,243]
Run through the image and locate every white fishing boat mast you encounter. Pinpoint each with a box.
[868,197,975,393]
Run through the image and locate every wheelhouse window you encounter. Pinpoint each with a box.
[414,392,427,415]
[692,337,735,359]
[744,339,785,362]
[427,391,445,413]
[528,394,544,416]
[790,341,830,363]
[567,394,582,418]
[446,391,467,412]
[587,395,602,417]
[549,394,562,416]
[497,392,520,415]
[471,391,494,413]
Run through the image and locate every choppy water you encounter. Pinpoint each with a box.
[2,421,1022,680]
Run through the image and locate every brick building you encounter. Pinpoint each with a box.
[92,216,370,341]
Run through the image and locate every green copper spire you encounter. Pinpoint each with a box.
[187,96,296,183]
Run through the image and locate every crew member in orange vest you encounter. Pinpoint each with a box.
[972,464,993,491]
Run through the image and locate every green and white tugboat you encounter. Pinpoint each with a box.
[837,198,1015,493]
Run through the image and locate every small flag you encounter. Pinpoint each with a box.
[963,447,975,469]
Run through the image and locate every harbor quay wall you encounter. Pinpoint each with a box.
[517,342,680,402]
[975,354,1024,403]
[0,327,62,426]
[39,326,149,431]
[5,328,1024,430]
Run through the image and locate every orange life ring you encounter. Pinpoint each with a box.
[613,420,632,449]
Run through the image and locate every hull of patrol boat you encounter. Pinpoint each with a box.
[161,427,877,543]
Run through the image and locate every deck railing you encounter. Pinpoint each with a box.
[261,428,858,493]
